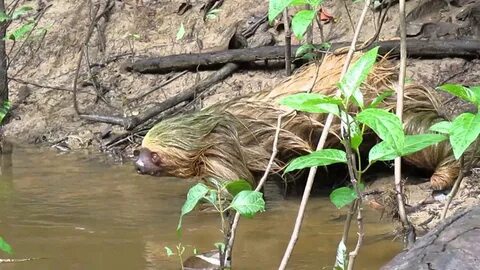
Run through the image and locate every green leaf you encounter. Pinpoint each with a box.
[176,23,185,41]
[338,46,379,107]
[429,121,452,134]
[0,237,12,254]
[437,84,479,106]
[449,112,480,159]
[0,100,10,124]
[268,0,291,23]
[329,187,356,209]
[0,11,10,23]
[229,190,265,218]
[5,22,34,41]
[279,93,341,115]
[368,90,394,108]
[165,246,174,257]
[295,43,315,57]
[368,134,448,163]
[177,183,210,232]
[307,0,324,6]
[341,111,362,150]
[12,6,33,20]
[289,0,308,6]
[285,149,347,173]
[368,141,396,162]
[214,242,225,253]
[291,10,316,40]
[402,134,448,156]
[356,108,404,152]
[225,179,252,197]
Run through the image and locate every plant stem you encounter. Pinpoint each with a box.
[278,1,372,269]
[283,8,292,76]
[343,116,364,270]
[395,0,415,248]
[347,202,364,270]
[305,4,313,45]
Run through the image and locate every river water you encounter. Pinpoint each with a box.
[0,146,401,269]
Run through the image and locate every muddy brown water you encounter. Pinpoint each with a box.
[0,146,402,269]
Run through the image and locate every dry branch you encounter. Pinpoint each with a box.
[125,63,239,130]
[124,39,480,74]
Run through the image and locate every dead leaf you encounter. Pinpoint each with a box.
[318,8,334,23]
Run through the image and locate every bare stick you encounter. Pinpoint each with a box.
[315,16,325,43]
[342,0,355,33]
[395,0,415,248]
[223,109,294,266]
[8,77,95,95]
[441,156,465,219]
[283,8,292,76]
[224,58,325,267]
[305,5,313,44]
[278,1,372,269]
[72,3,100,116]
[128,70,188,104]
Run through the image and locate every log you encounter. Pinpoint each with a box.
[381,206,480,270]
[124,39,480,74]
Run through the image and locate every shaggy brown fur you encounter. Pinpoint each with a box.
[135,53,475,190]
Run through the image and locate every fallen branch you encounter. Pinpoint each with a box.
[124,39,480,74]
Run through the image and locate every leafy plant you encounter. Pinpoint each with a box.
[171,179,264,269]
[430,84,480,159]
[0,5,36,41]
[279,46,447,269]
[165,243,188,270]
[268,0,325,40]
[281,46,446,208]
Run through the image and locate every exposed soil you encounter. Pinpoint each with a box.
[3,0,480,232]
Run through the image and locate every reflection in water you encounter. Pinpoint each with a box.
[0,146,401,269]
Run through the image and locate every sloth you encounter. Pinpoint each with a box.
[134,52,475,191]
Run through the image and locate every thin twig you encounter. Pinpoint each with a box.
[278,1,372,269]
[224,55,326,267]
[128,70,188,104]
[8,76,95,95]
[223,109,295,266]
[305,4,313,44]
[315,16,325,43]
[441,156,464,219]
[395,0,415,248]
[342,0,355,34]
[72,3,100,116]
[283,8,292,76]
[6,4,52,70]
[83,46,118,109]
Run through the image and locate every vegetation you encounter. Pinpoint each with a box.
[166,179,265,269]
[279,46,447,269]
